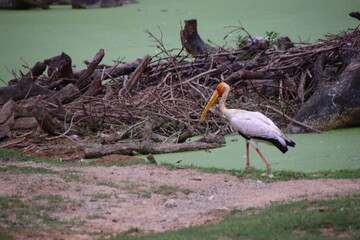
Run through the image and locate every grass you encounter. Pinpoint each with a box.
[0,194,85,238]
[153,185,194,196]
[89,193,113,199]
[119,182,194,198]
[0,165,58,174]
[97,181,121,188]
[162,163,360,183]
[1,148,359,182]
[109,194,360,240]
[0,148,145,167]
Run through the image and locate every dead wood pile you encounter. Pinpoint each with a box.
[0,19,359,157]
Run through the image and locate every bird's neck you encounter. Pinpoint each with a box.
[219,89,229,114]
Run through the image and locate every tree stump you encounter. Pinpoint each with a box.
[180,19,214,55]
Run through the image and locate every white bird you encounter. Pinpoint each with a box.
[200,82,295,170]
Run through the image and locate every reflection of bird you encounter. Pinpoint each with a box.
[200,82,295,170]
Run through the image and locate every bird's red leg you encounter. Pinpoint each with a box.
[245,142,250,169]
[255,148,272,170]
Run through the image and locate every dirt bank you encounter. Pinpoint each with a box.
[0,158,359,239]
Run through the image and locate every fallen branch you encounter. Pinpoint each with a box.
[84,141,224,158]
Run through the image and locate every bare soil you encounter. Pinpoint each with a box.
[1,154,359,240]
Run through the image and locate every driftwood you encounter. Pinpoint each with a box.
[1,18,360,160]
[84,141,224,158]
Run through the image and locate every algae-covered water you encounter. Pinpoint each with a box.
[1,1,359,172]
[0,0,359,82]
[154,128,360,172]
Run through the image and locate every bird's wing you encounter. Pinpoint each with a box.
[228,110,284,140]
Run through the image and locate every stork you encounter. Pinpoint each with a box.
[200,82,295,170]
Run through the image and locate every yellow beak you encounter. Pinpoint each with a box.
[200,90,219,120]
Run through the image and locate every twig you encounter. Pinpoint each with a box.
[265,105,322,133]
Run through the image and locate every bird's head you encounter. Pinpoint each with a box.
[200,82,229,120]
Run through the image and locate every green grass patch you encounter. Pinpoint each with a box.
[89,193,112,199]
[87,214,106,220]
[109,194,360,240]
[153,185,194,196]
[0,148,68,166]
[0,194,85,238]
[0,165,58,174]
[60,170,82,182]
[0,148,146,167]
[161,163,360,183]
[97,181,120,188]
[32,195,65,203]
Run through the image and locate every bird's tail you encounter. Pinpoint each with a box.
[285,139,296,147]
[272,137,295,154]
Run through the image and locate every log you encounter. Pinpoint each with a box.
[76,49,105,90]
[71,0,123,9]
[84,141,224,158]
[47,83,80,104]
[225,69,266,84]
[180,19,214,55]
[32,106,64,136]
[0,100,16,140]
[0,100,16,124]
[103,58,143,78]
[0,78,52,105]
[13,117,38,130]
[124,55,151,93]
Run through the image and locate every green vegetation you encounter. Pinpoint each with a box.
[97,181,121,188]
[153,185,194,196]
[89,193,113,199]
[0,165,58,174]
[61,170,82,182]
[109,194,360,240]
[0,194,84,238]
[32,194,65,203]
[0,148,145,167]
[0,148,73,166]
[87,214,106,220]
[162,163,360,183]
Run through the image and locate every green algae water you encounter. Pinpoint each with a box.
[154,128,360,172]
[0,0,359,82]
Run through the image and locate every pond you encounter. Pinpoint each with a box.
[153,128,360,172]
[0,0,359,82]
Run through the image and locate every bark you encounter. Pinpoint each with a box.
[13,117,38,130]
[32,106,64,136]
[290,50,360,133]
[84,141,224,158]
[47,83,80,104]
[44,52,74,80]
